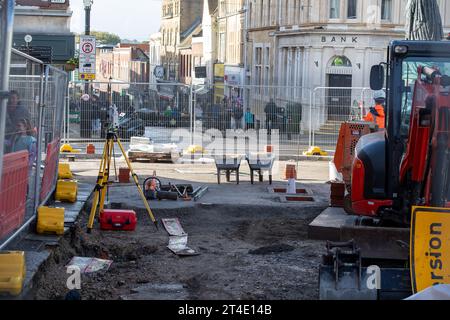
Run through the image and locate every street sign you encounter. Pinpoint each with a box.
[17,46,52,63]
[24,34,32,44]
[79,35,96,80]
[195,66,207,79]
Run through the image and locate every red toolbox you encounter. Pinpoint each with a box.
[99,209,137,231]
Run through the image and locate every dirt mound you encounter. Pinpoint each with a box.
[32,204,326,300]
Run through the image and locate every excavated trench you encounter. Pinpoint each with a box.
[31,204,327,300]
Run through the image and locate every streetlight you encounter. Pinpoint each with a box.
[83,0,93,36]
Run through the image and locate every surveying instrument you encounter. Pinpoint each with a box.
[87,86,158,233]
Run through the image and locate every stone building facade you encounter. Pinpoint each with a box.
[246,0,450,129]
[13,0,75,64]
[160,0,204,81]
[217,0,246,100]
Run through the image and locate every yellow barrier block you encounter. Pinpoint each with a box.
[60,144,74,153]
[303,146,328,157]
[0,251,26,296]
[187,145,205,154]
[60,144,81,154]
[58,163,73,179]
[37,207,65,235]
[56,180,78,203]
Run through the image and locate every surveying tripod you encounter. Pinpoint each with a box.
[87,129,158,233]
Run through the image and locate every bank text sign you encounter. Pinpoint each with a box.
[79,35,96,80]
[411,206,450,293]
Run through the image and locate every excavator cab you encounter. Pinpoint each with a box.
[351,41,450,224]
[320,40,450,300]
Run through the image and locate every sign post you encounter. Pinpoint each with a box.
[79,35,96,80]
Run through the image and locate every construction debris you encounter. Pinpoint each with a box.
[66,257,113,273]
[161,218,199,256]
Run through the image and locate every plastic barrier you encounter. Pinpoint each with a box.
[0,151,29,240]
[40,139,60,202]
[0,251,26,296]
[37,206,65,235]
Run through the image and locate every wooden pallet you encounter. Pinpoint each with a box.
[128,151,173,163]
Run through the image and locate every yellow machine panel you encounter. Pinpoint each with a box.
[0,251,26,296]
[55,179,78,203]
[411,206,450,293]
[58,163,73,179]
[37,207,65,235]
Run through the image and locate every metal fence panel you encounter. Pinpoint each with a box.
[311,87,369,151]
[64,82,379,157]
[0,50,67,248]
[67,81,194,153]
[191,84,312,157]
[39,65,68,204]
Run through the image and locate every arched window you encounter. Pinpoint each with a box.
[331,56,352,67]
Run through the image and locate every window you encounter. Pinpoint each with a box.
[347,0,357,19]
[264,47,270,95]
[219,33,226,62]
[331,56,352,67]
[254,47,262,91]
[381,0,392,21]
[330,0,340,19]
[253,45,270,95]
[260,0,264,27]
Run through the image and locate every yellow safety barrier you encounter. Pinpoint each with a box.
[58,163,73,179]
[55,179,78,203]
[37,207,65,235]
[186,145,205,154]
[60,144,74,153]
[303,146,328,157]
[0,251,26,296]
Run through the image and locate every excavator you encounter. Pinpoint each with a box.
[319,40,450,299]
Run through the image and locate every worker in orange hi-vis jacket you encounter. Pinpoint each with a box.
[364,90,386,129]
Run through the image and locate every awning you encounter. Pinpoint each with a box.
[194,86,209,96]
[158,94,174,101]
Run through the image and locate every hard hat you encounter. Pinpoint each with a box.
[373,90,385,100]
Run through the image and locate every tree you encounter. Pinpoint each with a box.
[90,31,121,45]
[406,0,443,40]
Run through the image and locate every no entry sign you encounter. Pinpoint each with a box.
[79,35,96,80]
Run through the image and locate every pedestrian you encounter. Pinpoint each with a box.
[5,91,32,140]
[91,95,101,136]
[245,108,255,130]
[364,90,386,129]
[10,118,37,173]
[232,103,243,130]
[264,98,278,134]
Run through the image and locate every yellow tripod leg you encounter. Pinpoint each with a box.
[99,138,114,213]
[115,135,158,229]
[87,140,109,232]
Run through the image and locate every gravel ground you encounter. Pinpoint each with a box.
[31,160,329,300]
[32,203,326,300]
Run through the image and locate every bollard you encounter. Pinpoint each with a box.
[285,164,297,194]
[86,144,95,154]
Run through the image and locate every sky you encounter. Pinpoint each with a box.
[70,0,162,41]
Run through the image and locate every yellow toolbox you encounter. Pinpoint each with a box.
[0,251,26,296]
[58,163,73,179]
[37,206,65,235]
[55,179,78,203]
